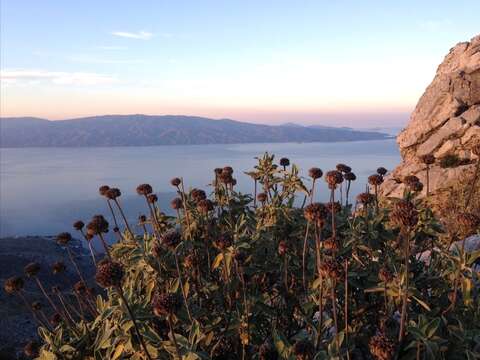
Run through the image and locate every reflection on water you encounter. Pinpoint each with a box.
[0,140,400,237]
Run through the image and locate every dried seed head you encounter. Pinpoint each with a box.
[99,185,110,196]
[170,177,182,187]
[403,175,422,192]
[378,267,393,283]
[257,192,268,203]
[420,154,435,165]
[390,199,418,229]
[170,197,183,210]
[152,292,181,316]
[369,332,396,360]
[52,261,66,274]
[292,339,314,360]
[368,174,384,186]
[183,253,199,269]
[138,214,147,223]
[214,168,223,176]
[219,171,233,184]
[279,157,290,167]
[320,259,344,280]
[31,301,42,311]
[323,237,339,251]
[223,166,234,175]
[95,260,124,288]
[214,234,233,250]
[336,163,352,173]
[136,183,153,195]
[24,340,40,358]
[308,167,323,179]
[197,199,214,213]
[304,203,328,225]
[4,276,24,294]
[326,170,344,188]
[327,201,342,214]
[85,233,94,242]
[357,192,375,205]
[74,281,87,295]
[73,220,85,231]
[105,187,121,200]
[56,232,72,245]
[277,240,288,256]
[161,229,182,249]
[147,193,158,203]
[191,188,207,202]
[24,262,41,277]
[86,215,109,235]
[49,313,62,327]
[376,167,388,176]
[344,172,357,181]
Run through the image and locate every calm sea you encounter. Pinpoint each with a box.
[0,140,400,238]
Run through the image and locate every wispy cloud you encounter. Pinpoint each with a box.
[1,69,118,86]
[111,30,153,40]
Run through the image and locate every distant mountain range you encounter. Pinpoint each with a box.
[0,115,391,147]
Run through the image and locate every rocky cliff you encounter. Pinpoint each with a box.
[381,34,480,198]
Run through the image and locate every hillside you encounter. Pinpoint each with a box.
[0,115,390,147]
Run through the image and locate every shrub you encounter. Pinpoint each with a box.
[6,153,480,360]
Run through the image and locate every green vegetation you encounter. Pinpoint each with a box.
[4,153,480,359]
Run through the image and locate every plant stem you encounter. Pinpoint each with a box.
[399,230,410,342]
[302,222,311,294]
[113,198,134,239]
[168,315,182,359]
[66,245,87,285]
[116,287,153,360]
[174,251,193,323]
[98,233,112,260]
[331,283,341,358]
[344,260,350,360]
[106,199,119,229]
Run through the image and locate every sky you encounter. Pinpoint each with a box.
[0,1,479,128]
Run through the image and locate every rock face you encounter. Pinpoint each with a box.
[381,35,480,198]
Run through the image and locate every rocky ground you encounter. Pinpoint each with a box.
[0,236,94,359]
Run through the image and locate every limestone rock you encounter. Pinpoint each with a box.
[381,35,480,198]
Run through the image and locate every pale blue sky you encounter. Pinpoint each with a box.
[1,1,479,127]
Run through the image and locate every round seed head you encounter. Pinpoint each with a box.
[327,201,342,214]
[308,167,323,179]
[56,232,72,245]
[170,177,182,187]
[257,192,268,203]
[344,172,357,181]
[326,170,344,188]
[24,262,41,277]
[368,174,384,186]
[323,237,339,251]
[219,171,233,184]
[170,197,183,210]
[49,313,62,327]
[403,175,421,190]
[52,261,66,274]
[390,199,418,229]
[136,183,153,195]
[4,276,24,294]
[73,220,85,231]
[74,281,87,295]
[152,292,181,316]
[279,157,290,167]
[105,187,121,199]
[24,340,40,358]
[369,332,396,360]
[420,154,435,165]
[32,301,42,311]
[304,203,328,225]
[292,339,314,360]
[86,215,109,235]
[99,185,110,196]
[138,214,147,223]
[357,192,375,205]
[336,163,352,173]
[223,166,234,175]
[320,259,344,281]
[161,229,182,249]
[191,188,207,202]
[197,199,214,213]
[214,168,223,176]
[376,167,388,176]
[147,193,158,203]
[95,260,124,288]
